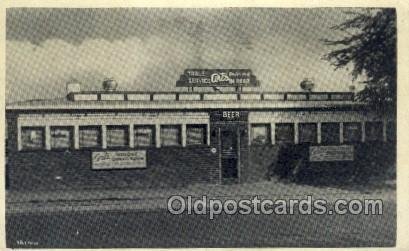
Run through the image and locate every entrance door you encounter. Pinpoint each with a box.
[220,129,239,179]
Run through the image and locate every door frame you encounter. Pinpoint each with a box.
[217,125,241,183]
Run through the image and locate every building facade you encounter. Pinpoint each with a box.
[5,78,396,190]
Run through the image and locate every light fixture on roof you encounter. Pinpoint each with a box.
[66,79,81,94]
[300,78,315,92]
[102,77,118,92]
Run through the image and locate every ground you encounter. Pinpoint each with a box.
[6,176,396,248]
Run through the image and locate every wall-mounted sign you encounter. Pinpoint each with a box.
[223,111,240,119]
[309,145,354,162]
[92,150,147,170]
[176,69,259,87]
[210,111,248,122]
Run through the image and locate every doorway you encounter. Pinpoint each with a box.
[220,129,239,179]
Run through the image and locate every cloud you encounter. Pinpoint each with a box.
[6,35,193,101]
[6,8,360,102]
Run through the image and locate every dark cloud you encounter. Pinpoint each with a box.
[7,8,168,44]
[6,8,366,103]
[6,8,354,45]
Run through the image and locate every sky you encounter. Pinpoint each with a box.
[6,8,364,103]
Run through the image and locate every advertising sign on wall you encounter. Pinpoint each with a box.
[176,69,259,87]
[309,145,354,162]
[92,150,147,169]
[210,110,248,122]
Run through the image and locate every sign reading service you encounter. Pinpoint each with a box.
[92,150,147,169]
[309,145,354,162]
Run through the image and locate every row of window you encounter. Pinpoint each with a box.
[21,124,207,150]
[250,121,396,145]
[20,121,395,150]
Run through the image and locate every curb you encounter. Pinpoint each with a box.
[6,192,396,215]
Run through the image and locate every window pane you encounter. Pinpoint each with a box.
[343,122,362,143]
[276,123,294,144]
[299,123,317,144]
[321,123,340,144]
[366,122,383,142]
[386,121,396,142]
[161,125,181,146]
[79,126,101,148]
[251,124,270,145]
[51,127,73,149]
[21,127,44,150]
[107,126,129,148]
[187,125,206,145]
[134,125,155,147]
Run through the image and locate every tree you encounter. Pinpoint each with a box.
[322,9,396,112]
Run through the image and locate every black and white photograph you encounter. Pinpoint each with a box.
[4,4,401,248]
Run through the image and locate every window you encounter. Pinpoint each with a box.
[21,127,45,150]
[343,122,362,143]
[79,126,101,148]
[107,125,129,148]
[134,125,155,147]
[186,124,207,145]
[251,124,270,145]
[365,122,383,142]
[299,123,317,144]
[275,123,294,144]
[386,121,396,142]
[161,125,181,146]
[50,126,73,149]
[321,123,340,144]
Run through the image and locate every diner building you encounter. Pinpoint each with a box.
[5,70,396,190]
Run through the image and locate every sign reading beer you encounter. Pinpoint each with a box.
[309,145,354,162]
[176,69,259,87]
[210,110,248,122]
[92,150,147,170]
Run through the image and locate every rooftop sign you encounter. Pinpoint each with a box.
[176,69,260,87]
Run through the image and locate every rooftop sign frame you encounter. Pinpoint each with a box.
[176,69,260,87]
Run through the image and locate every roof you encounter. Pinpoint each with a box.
[6,92,364,111]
